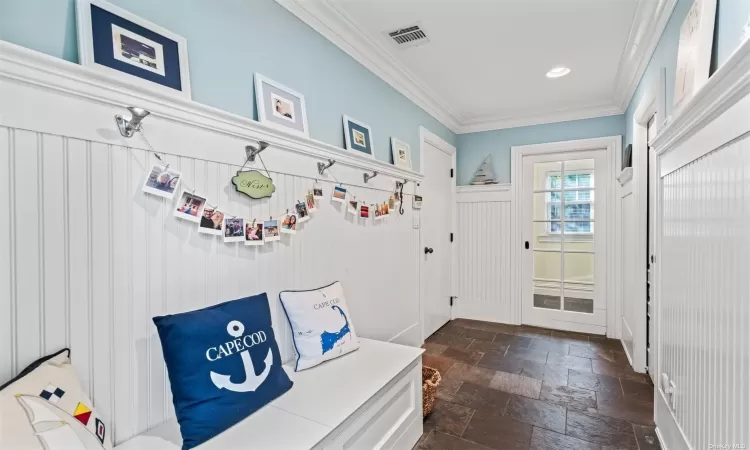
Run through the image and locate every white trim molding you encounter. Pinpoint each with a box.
[511,136,621,336]
[612,0,678,111]
[0,41,423,184]
[274,0,462,133]
[276,0,676,133]
[652,36,750,165]
[456,184,512,203]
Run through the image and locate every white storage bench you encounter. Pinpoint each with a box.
[115,338,424,450]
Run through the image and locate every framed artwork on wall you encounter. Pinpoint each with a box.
[76,0,192,98]
[673,0,717,108]
[254,74,309,137]
[343,115,374,158]
[390,138,412,170]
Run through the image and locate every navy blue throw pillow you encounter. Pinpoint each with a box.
[153,294,293,449]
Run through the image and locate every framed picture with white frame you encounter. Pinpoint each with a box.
[391,137,412,170]
[254,74,309,137]
[343,115,374,158]
[76,0,192,98]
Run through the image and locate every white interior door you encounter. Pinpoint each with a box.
[522,150,609,334]
[647,116,657,383]
[421,141,453,339]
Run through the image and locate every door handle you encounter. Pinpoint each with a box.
[424,247,434,254]
[525,241,529,250]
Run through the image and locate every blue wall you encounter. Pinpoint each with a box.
[625,0,750,147]
[456,115,625,185]
[0,0,457,171]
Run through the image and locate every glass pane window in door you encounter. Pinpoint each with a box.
[564,221,594,234]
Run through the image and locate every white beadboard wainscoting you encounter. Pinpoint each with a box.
[0,42,423,445]
[455,185,514,323]
[651,39,750,450]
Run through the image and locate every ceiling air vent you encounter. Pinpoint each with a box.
[385,23,429,49]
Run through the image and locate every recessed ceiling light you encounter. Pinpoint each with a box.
[546,66,571,78]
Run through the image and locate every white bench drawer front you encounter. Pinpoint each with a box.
[316,363,422,450]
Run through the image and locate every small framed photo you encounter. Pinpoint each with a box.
[264,219,280,242]
[305,191,317,213]
[374,203,383,220]
[142,164,181,199]
[280,214,297,234]
[198,206,225,236]
[359,204,370,219]
[343,115,374,158]
[223,217,245,243]
[313,185,324,199]
[76,0,191,98]
[347,200,358,216]
[295,201,310,223]
[332,186,347,203]
[173,190,206,223]
[391,138,412,170]
[245,221,264,246]
[255,74,309,137]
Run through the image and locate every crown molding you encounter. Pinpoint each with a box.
[612,0,678,111]
[275,0,463,133]
[277,0,677,135]
[457,103,623,133]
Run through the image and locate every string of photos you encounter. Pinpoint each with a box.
[131,116,414,247]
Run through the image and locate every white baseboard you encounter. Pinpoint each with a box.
[389,323,422,347]
[655,388,691,450]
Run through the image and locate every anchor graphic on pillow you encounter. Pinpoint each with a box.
[209,320,273,392]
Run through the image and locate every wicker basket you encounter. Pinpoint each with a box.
[422,366,442,417]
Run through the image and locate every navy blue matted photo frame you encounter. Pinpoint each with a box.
[342,115,374,158]
[76,0,192,98]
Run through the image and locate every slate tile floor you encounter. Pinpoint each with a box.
[416,319,659,450]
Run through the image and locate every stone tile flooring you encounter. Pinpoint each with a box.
[415,319,659,450]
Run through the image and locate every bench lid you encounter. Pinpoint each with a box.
[271,338,423,428]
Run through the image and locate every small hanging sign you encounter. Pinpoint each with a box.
[231,170,276,199]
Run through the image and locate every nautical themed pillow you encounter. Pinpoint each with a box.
[279,281,360,371]
[153,293,293,450]
[0,348,113,450]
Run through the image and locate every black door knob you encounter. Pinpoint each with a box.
[424,247,434,254]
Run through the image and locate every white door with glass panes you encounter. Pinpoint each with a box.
[522,150,608,334]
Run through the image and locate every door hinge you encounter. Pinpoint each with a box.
[450,232,454,242]
[450,296,455,306]
[450,168,454,178]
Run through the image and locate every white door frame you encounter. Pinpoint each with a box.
[418,126,456,342]
[511,136,620,336]
[628,68,665,373]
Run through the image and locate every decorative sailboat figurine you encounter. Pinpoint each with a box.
[470,155,499,185]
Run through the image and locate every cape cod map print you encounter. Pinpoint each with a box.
[321,305,351,354]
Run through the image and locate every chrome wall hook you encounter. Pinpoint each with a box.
[115,106,151,138]
[363,171,378,183]
[317,159,335,175]
[245,141,270,162]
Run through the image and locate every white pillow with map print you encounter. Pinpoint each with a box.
[0,348,112,450]
[280,281,360,371]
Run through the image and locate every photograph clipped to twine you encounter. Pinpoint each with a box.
[223,217,245,243]
[245,220,264,246]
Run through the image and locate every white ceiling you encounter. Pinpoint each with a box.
[277,0,677,133]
